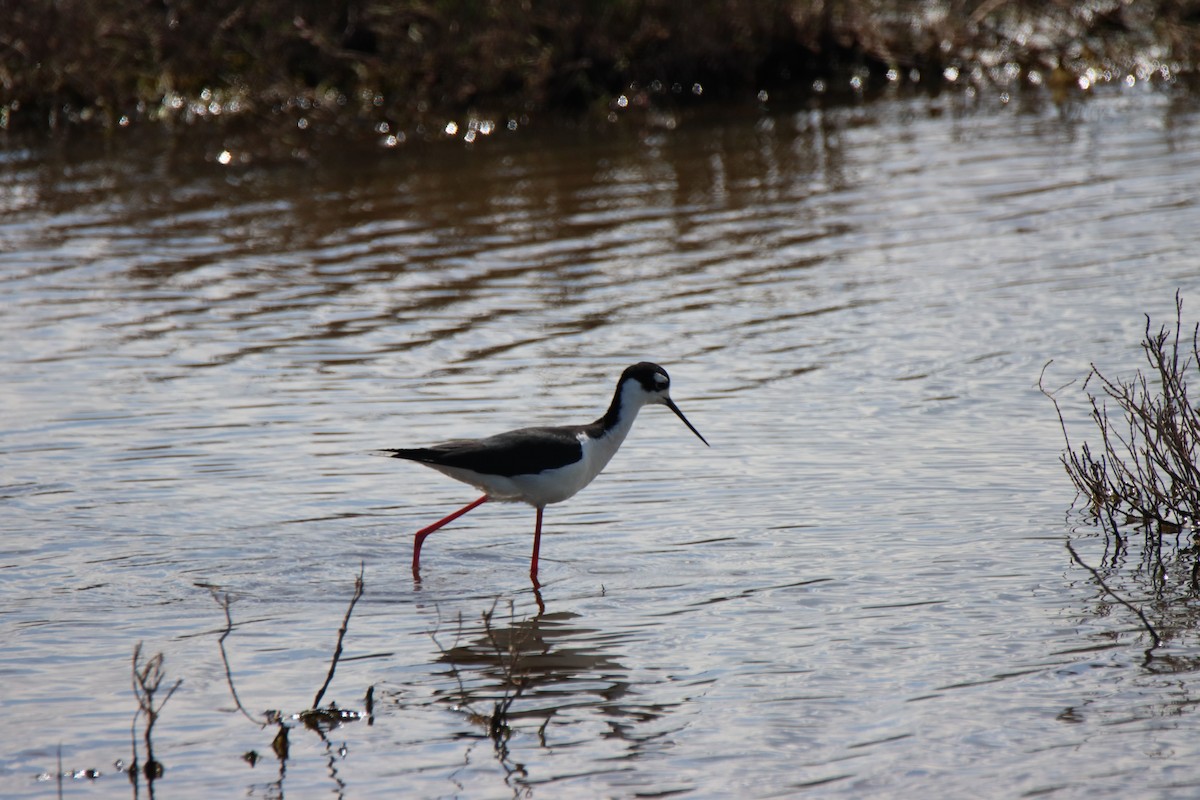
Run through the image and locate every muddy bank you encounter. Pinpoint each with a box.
[2,0,1196,142]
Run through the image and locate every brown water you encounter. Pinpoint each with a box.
[4,89,1200,798]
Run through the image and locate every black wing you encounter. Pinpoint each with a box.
[376,426,584,477]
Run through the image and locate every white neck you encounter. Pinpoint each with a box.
[586,379,654,471]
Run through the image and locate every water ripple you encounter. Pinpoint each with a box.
[4,93,1200,798]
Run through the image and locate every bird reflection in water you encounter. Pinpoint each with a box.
[430,600,666,794]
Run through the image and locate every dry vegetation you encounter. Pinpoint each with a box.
[1,0,1198,139]
[1044,295,1200,545]
[1042,297,1200,662]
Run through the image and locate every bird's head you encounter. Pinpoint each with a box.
[620,362,709,446]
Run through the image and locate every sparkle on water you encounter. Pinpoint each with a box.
[4,88,1200,797]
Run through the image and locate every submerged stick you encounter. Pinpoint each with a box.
[130,643,181,788]
[213,592,272,726]
[312,564,366,710]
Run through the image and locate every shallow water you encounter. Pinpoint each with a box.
[4,89,1200,798]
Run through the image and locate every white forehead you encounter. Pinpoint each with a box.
[652,372,669,388]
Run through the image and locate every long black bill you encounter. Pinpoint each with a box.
[665,397,710,447]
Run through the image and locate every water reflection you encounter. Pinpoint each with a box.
[2,105,864,383]
[430,601,686,795]
[1069,524,1200,671]
[6,91,1200,798]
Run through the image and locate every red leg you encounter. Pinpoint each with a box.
[529,506,544,586]
[412,495,489,576]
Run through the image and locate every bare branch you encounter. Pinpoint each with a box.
[312,564,366,710]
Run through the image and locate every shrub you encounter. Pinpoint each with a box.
[1044,294,1200,542]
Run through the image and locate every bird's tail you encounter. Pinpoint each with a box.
[369,448,438,462]
[369,448,408,458]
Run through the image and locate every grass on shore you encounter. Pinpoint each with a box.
[2,0,1198,141]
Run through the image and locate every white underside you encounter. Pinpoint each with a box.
[429,392,643,507]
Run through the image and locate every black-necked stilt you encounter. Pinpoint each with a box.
[374,362,708,584]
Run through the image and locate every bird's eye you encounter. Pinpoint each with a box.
[653,373,669,388]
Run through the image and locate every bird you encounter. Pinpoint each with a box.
[374,362,709,584]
